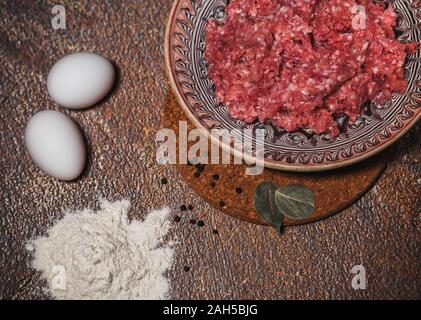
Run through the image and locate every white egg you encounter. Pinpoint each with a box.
[25,110,86,181]
[47,52,115,110]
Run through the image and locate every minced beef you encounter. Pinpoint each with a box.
[205,0,418,136]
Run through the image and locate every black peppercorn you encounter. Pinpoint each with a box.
[197,220,205,227]
[235,187,243,194]
[161,178,168,185]
[180,205,187,211]
[212,174,220,181]
[195,163,205,172]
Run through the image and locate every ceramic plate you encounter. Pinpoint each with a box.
[165,0,421,172]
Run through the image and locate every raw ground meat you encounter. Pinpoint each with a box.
[205,0,418,136]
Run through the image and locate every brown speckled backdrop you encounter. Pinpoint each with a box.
[0,0,420,300]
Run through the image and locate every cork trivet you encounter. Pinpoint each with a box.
[164,91,387,226]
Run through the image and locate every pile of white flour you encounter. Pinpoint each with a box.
[26,199,175,300]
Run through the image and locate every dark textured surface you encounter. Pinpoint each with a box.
[0,0,420,300]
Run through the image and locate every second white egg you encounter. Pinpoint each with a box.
[47,52,115,110]
[25,110,86,181]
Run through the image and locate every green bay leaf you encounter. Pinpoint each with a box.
[253,181,284,233]
[275,184,315,220]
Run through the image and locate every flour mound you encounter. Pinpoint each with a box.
[28,199,174,300]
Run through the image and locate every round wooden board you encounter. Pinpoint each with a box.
[164,91,387,226]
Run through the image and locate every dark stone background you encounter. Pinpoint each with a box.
[0,0,420,299]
